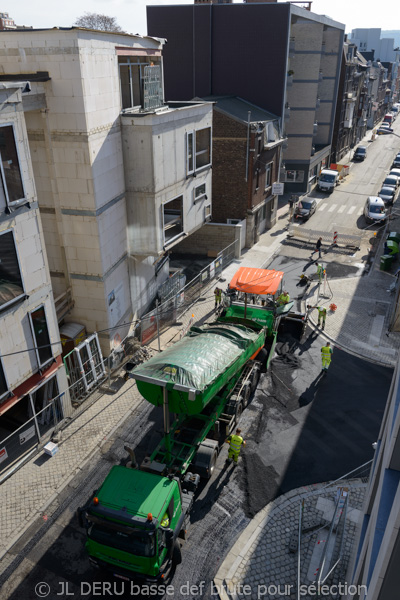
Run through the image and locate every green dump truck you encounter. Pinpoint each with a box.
[78,268,305,582]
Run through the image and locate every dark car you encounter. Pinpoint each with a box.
[392,158,400,169]
[295,198,317,221]
[353,146,367,161]
[378,186,396,205]
[377,127,394,135]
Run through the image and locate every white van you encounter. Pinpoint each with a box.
[317,169,340,193]
[364,196,387,224]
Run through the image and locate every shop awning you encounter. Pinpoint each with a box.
[229,267,283,296]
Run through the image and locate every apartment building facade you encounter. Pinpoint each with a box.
[0,29,213,353]
[331,43,369,163]
[347,358,400,600]
[204,96,283,246]
[147,1,345,195]
[0,83,70,475]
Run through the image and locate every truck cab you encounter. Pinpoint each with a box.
[80,467,188,581]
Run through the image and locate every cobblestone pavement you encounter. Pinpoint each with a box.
[0,380,143,561]
[214,480,367,600]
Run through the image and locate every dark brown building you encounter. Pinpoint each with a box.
[206,96,284,245]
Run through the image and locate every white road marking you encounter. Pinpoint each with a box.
[348,206,356,214]
[318,204,327,211]
[328,204,337,212]
[338,205,346,213]
[357,207,363,215]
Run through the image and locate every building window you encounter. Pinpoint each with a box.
[119,58,163,111]
[29,305,53,368]
[163,196,183,245]
[195,128,211,170]
[205,204,211,220]
[0,124,26,211]
[186,128,212,175]
[265,163,272,191]
[0,359,9,401]
[255,169,260,191]
[187,132,194,175]
[285,170,304,183]
[0,229,25,311]
[194,183,207,204]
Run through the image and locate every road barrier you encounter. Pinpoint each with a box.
[288,225,362,250]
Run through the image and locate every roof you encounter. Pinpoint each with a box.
[202,95,279,125]
[229,267,284,296]
[97,466,173,521]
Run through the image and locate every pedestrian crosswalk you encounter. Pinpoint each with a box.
[316,199,363,217]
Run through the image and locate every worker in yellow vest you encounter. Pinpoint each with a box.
[313,305,327,329]
[160,513,170,527]
[226,428,246,465]
[316,263,325,283]
[276,291,290,306]
[321,342,333,372]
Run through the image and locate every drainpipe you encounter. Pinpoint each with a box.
[245,111,251,182]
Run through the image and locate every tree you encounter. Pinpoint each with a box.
[74,12,125,33]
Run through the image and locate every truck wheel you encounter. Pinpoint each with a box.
[173,541,182,565]
[249,368,260,393]
[242,381,252,406]
[235,400,244,422]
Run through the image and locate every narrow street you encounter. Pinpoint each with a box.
[1,124,399,600]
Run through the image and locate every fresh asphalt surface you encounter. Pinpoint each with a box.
[0,264,393,600]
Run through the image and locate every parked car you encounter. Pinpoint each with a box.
[378,186,396,205]
[377,127,394,135]
[364,196,387,224]
[383,113,394,125]
[389,169,400,183]
[380,122,391,129]
[392,157,400,169]
[353,146,367,161]
[382,175,399,189]
[317,169,340,193]
[295,198,317,221]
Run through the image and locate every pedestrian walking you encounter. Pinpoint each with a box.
[226,428,246,465]
[313,305,327,329]
[214,287,222,309]
[276,290,290,306]
[321,342,333,372]
[316,262,324,284]
[311,237,323,259]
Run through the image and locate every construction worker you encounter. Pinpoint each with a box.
[313,305,327,329]
[321,342,333,372]
[160,512,170,527]
[226,428,246,465]
[316,262,324,284]
[276,290,290,306]
[214,287,222,309]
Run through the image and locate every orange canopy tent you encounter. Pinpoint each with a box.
[229,267,284,297]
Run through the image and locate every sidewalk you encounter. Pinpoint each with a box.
[214,478,368,600]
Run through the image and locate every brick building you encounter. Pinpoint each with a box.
[206,97,284,246]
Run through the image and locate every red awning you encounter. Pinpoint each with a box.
[229,267,284,296]
[0,355,62,416]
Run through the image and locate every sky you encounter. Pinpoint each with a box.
[9,0,399,38]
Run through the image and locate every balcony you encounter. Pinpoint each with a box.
[344,118,353,128]
[284,103,291,120]
[313,122,318,135]
[319,71,323,81]
[287,72,294,87]
[316,96,321,109]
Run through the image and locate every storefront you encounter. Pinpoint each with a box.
[0,357,67,476]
